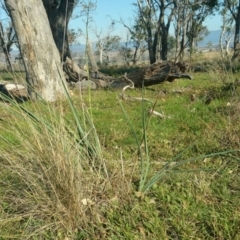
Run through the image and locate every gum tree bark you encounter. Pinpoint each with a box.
[4,0,67,101]
[42,0,75,61]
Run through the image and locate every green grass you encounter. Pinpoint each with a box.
[0,69,240,239]
[0,71,25,83]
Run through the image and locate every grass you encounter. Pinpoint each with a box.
[0,71,25,83]
[0,66,240,239]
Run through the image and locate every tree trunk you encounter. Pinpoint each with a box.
[160,29,168,60]
[42,0,74,61]
[180,3,187,61]
[5,0,67,101]
[0,22,13,71]
[232,1,240,60]
[132,43,140,65]
[99,42,103,64]
[146,25,156,64]
[233,2,240,50]
[87,41,99,76]
[220,21,225,59]
[175,7,180,61]
[137,0,157,64]
[159,0,166,61]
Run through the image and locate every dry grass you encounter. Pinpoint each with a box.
[0,101,114,239]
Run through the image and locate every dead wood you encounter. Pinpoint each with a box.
[63,58,192,90]
[0,83,29,102]
[148,108,172,119]
[120,74,152,102]
[63,57,88,82]
[126,61,193,87]
[63,57,114,84]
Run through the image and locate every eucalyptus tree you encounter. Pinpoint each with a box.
[114,14,147,65]
[78,1,98,72]
[135,0,176,63]
[219,1,234,58]
[92,22,116,65]
[173,0,218,60]
[95,35,121,64]
[224,0,240,60]
[4,0,67,101]
[119,33,147,65]
[187,0,218,52]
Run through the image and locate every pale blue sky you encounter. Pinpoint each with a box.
[70,0,136,42]
[0,0,222,44]
[70,0,222,44]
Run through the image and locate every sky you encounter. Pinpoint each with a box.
[70,0,223,44]
[0,0,223,45]
[69,0,136,43]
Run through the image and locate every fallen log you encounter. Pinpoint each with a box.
[0,83,29,102]
[126,61,193,87]
[63,58,193,89]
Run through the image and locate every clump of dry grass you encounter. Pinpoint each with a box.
[0,100,119,239]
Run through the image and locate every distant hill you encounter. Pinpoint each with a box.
[70,44,85,54]
[198,30,221,47]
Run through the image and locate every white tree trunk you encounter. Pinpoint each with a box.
[220,25,225,59]
[99,41,103,64]
[87,41,98,75]
[226,37,233,57]
[4,0,67,101]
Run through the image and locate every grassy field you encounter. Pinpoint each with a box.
[0,65,240,239]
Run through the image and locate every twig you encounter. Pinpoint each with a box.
[148,108,172,119]
[120,73,152,102]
